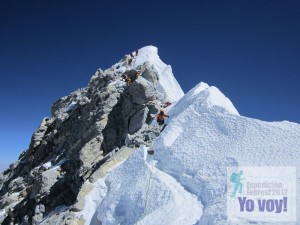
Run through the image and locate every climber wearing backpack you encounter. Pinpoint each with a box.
[156,109,169,125]
[122,70,140,85]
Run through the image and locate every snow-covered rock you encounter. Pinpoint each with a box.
[133,46,184,103]
[42,162,52,170]
[64,101,77,112]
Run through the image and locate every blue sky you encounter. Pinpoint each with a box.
[0,0,299,171]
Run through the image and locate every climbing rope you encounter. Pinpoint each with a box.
[143,154,154,215]
[134,152,155,225]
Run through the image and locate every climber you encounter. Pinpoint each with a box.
[156,109,169,125]
[163,101,171,108]
[121,70,140,85]
[128,57,133,65]
[128,49,139,65]
[130,49,139,58]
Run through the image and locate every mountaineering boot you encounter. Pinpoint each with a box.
[160,124,167,132]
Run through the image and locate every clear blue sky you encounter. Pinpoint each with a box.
[1,0,299,171]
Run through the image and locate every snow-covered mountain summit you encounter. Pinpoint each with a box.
[113,45,184,103]
[1,46,299,225]
[130,46,184,103]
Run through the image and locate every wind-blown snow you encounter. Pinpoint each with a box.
[169,82,239,117]
[79,46,300,224]
[133,46,184,103]
[84,80,300,225]
[96,146,202,225]
[79,179,108,225]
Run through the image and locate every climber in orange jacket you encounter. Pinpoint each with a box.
[156,109,169,125]
[121,70,141,85]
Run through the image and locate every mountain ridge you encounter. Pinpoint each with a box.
[0,46,183,224]
[93,78,300,224]
[1,46,299,225]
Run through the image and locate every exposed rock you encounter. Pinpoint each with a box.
[0,49,168,224]
[79,136,103,177]
[66,219,85,225]
[128,76,156,104]
[129,107,149,134]
[31,168,60,199]
[32,204,45,225]
[8,177,24,192]
[139,63,159,85]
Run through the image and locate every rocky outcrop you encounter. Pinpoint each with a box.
[129,107,149,134]
[0,52,169,224]
[127,77,156,104]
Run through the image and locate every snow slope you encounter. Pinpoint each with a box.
[82,84,300,223]
[96,146,202,225]
[154,82,300,224]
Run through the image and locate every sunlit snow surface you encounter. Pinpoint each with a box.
[80,47,300,225]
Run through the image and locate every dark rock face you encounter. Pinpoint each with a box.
[129,107,149,134]
[0,59,165,224]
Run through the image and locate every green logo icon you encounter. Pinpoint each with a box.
[230,170,244,197]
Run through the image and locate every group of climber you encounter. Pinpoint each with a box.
[126,49,171,127]
[120,49,142,85]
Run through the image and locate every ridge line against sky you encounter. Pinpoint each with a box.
[0,0,299,170]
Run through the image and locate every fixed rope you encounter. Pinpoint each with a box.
[134,153,155,225]
[143,154,154,215]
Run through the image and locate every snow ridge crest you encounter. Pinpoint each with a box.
[171,82,239,117]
